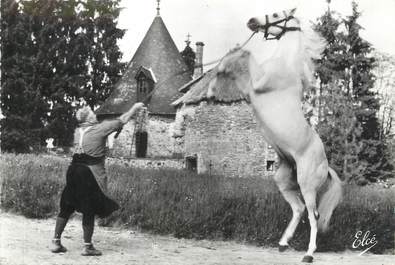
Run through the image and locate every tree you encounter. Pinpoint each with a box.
[312,5,362,182]
[1,0,47,152]
[180,40,196,77]
[373,52,394,139]
[1,0,126,151]
[343,2,392,181]
[79,0,126,109]
[312,1,393,183]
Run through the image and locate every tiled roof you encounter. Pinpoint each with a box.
[172,65,248,106]
[96,16,191,116]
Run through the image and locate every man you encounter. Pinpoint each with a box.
[51,102,145,256]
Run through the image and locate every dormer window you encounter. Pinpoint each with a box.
[135,66,156,102]
[137,75,148,94]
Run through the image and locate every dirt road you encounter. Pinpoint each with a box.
[0,212,392,265]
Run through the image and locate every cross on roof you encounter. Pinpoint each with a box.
[185,33,191,46]
[156,0,161,16]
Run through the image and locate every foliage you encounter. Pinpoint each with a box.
[1,154,393,253]
[312,1,393,183]
[373,51,395,139]
[180,43,196,77]
[314,82,366,181]
[1,0,126,151]
[0,0,47,152]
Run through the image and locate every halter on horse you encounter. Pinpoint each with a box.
[248,9,301,40]
[210,8,342,263]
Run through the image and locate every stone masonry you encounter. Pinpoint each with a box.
[173,101,277,178]
[110,115,177,158]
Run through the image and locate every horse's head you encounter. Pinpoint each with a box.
[247,8,299,40]
[207,48,252,99]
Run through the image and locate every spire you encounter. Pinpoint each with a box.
[96,13,192,116]
[185,33,191,46]
[156,0,161,16]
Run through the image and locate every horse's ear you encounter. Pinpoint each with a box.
[290,8,297,15]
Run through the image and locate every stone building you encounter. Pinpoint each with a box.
[96,3,277,177]
[171,67,277,177]
[96,7,196,158]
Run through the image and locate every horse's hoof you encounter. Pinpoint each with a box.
[278,244,289,252]
[302,255,314,263]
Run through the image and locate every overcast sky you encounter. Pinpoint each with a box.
[117,0,395,65]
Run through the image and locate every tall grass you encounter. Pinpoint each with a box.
[0,154,68,218]
[0,154,393,253]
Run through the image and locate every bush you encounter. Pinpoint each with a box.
[0,154,393,253]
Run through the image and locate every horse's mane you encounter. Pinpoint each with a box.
[220,17,326,93]
[297,18,327,86]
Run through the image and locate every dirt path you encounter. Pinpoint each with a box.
[0,212,392,265]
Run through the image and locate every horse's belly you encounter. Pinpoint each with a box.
[251,94,311,156]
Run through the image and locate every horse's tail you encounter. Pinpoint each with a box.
[317,167,343,232]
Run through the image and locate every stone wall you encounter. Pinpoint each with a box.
[107,101,278,176]
[109,119,135,158]
[109,115,177,158]
[180,101,277,178]
[146,116,177,158]
[107,157,184,170]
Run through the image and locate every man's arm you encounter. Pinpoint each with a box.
[119,102,145,124]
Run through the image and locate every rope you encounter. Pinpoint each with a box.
[114,32,257,141]
[195,32,257,68]
[140,31,256,105]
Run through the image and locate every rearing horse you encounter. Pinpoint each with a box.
[209,8,342,263]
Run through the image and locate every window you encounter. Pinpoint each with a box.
[135,67,155,102]
[137,75,149,101]
[186,155,197,172]
[266,160,275,171]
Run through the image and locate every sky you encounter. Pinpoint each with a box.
[117,0,395,65]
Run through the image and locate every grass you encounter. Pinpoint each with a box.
[0,153,393,253]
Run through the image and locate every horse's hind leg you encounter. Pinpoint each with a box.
[297,159,328,263]
[274,161,305,251]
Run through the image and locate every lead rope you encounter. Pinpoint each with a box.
[114,32,257,140]
[142,31,257,105]
[196,31,257,68]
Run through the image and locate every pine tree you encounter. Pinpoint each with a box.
[344,2,392,180]
[79,0,126,109]
[1,0,126,151]
[313,6,359,181]
[180,41,196,77]
[1,0,47,152]
[313,1,393,183]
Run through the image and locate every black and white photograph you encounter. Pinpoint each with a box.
[0,0,394,264]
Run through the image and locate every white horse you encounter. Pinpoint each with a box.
[209,8,342,263]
